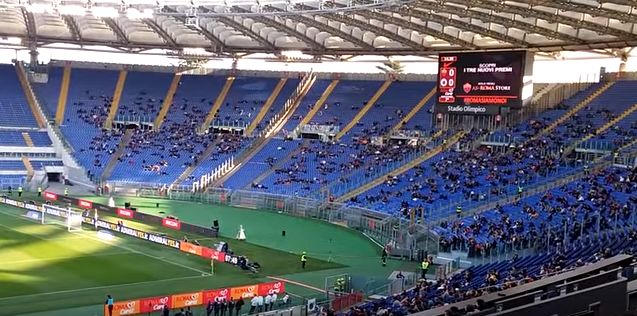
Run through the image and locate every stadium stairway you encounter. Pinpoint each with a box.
[563,102,637,156]
[153,73,182,130]
[55,66,71,126]
[334,80,392,140]
[100,128,135,180]
[262,74,317,137]
[21,156,34,181]
[241,139,311,189]
[297,79,340,127]
[200,76,235,133]
[15,63,46,128]
[104,70,128,129]
[170,138,223,187]
[21,132,34,147]
[390,86,436,133]
[533,81,614,140]
[208,74,317,187]
[335,131,466,203]
[531,83,560,103]
[245,78,288,136]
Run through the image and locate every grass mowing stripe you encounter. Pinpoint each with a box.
[0,222,86,241]
[0,206,209,276]
[78,232,211,276]
[2,251,132,265]
[0,275,210,301]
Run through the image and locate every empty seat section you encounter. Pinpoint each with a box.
[400,82,436,131]
[29,132,53,146]
[0,131,28,146]
[0,64,38,127]
[32,66,63,119]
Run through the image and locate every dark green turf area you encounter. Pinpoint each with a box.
[2,193,419,316]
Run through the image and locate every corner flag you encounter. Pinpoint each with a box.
[211,258,215,275]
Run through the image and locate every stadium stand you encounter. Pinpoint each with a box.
[5,64,637,316]
[0,65,39,128]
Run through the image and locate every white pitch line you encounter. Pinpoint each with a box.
[2,251,132,265]
[0,274,210,301]
[0,208,210,277]
[79,231,211,276]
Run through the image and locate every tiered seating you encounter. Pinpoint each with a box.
[0,64,38,127]
[254,79,300,133]
[30,160,64,169]
[0,131,30,146]
[32,66,63,117]
[342,81,428,141]
[348,81,637,217]
[356,231,635,315]
[29,131,53,146]
[0,131,51,147]
[109,74,217,184]
[255,81,384,196]
[56,68,122,178]
[114,71,173,120]
[280,80,331,133]
[0,175,26,190]
[0,160,28,170]
[250,81,435,197]
[214,77,280,127]
[435,167,636,254]
[393,82,436,131]
[223,138,301,189]
[108,74,291,185]
[487,83,603,142]
[552,81,637,146]
[180,134,249,186]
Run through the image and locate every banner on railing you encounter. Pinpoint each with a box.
[104,282,285,316]
[162,217,181,230]
[116,208,135,219]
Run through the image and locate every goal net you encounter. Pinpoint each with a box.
[42,205,84,232]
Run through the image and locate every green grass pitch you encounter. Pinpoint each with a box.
[0,194,418,316]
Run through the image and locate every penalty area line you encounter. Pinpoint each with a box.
[266,276,326,294]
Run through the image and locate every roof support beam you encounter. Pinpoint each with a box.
[161,7,226,51]
[516,0,637,24]
[314,12,425,50]
[103,18,129,44]
[143,18,178,47]
[355,10,479,49]
[596,0,637,6]
[21,8,37,41]
[264,6,374,50]
[391,6,528,47]
[62,15,82,43]
[417,1,585,44]
[449,0,637,40]
[215,16,278,52]
[232,6,324,51]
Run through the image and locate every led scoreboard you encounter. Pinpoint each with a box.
[437,51,529,113]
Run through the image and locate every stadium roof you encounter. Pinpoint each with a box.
[1,0,637,56]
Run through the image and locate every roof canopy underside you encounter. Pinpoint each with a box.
[2,0,637,55]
